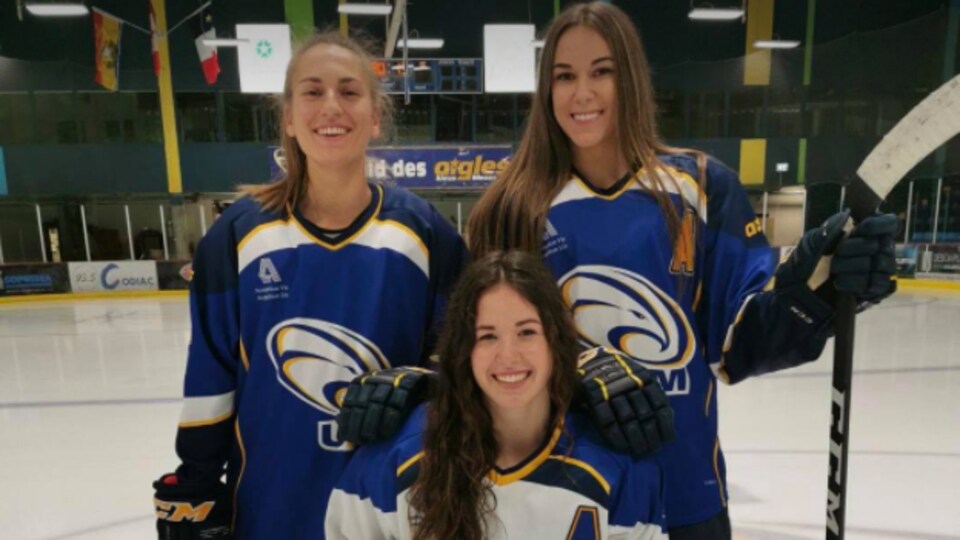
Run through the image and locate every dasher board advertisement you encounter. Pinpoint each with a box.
[68,261,159,292]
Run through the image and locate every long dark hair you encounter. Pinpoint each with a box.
[408,251,580,540]
[467,1,707,258]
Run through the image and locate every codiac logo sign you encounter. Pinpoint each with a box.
[68,262,158,292]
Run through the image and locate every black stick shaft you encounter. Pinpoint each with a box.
[826,177,878,540]
[826,293,856,539]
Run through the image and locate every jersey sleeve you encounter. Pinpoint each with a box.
[173,214,243,482]
[608,458,668,539]
[421,208,468,364]
[325,444,405,539]
[695,160,775,384]
[698,161,832,384]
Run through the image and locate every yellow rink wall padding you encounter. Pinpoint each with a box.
[3,280,960,305]
[0,290,188,305]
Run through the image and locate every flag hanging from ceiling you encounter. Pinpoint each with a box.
[93,10,122,91]
[194,3,220,85]
[149,1,160,76]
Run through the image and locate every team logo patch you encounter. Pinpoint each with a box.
[558,265,696,394]
[267,318,390,415]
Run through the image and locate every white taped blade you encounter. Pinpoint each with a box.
[857,74,960,200]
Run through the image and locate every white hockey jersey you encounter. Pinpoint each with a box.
[326,405,668,539]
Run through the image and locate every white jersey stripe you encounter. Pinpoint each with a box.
[237,218,429,278]
[552,165,708,221]
[179,391,235,427]
[353,220,429,277]
[713,293,758,383]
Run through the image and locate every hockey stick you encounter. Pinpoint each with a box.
[826,74,960,540]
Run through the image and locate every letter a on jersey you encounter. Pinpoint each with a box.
[258,257,282,284]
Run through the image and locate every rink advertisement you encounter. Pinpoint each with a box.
[68,261,158,292]
[269,145,512,189]
[157,261,193,290]
[0,264,70,296]
[917,244,960,280]
[366,146,512,189]
[895,244,919,278]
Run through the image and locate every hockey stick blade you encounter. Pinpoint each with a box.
[827,73,960,540]
[847,75,960,220]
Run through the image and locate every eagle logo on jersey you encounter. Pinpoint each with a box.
[266,318,391,415]
[558,265,696,395]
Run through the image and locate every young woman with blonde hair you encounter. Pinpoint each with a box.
[152,30,466,539]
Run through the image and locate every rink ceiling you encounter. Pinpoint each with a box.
[0,0,957,196]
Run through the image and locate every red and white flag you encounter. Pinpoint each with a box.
[149,1,160,76]
[194,6,220,85]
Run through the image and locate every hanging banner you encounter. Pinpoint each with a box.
[236,24,291,93]
[93,9,122,91]
[483,25,536,93]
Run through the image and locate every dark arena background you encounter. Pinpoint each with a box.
[0,1,958,538]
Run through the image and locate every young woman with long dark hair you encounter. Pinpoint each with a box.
[338,3,897,538]
[327,251,667,539]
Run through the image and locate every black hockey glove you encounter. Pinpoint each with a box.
[336,366,437,446]
[773,209,850,326]
[830,212,898,310]
[778,210,897,315]
[154,473,231,540]
[576,347,676,457]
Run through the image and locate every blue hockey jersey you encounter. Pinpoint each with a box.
[326,405,668,539]
[543,154,774,527]
[174,184,466,539]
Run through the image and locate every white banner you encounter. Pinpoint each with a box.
[237,24,292,94]
[483,25,536,93]
[68,261,159,292]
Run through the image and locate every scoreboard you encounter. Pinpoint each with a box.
[372,58,483,95]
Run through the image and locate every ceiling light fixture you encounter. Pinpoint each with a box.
[24,2,89,16]
[337,3,392,16]
[754,39,801,49]
[396,38,443,50]
[688,8,743,21]
[201,38,251,48]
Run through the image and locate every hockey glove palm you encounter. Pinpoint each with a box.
[153,473,231,540]
[336,366,437,445]
[577,347,676,457]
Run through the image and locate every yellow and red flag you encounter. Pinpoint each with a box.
[93,10,122,91]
